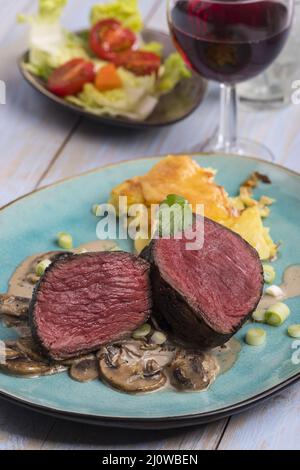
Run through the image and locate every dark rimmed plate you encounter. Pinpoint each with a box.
[19,29,207,129]
[1,153,300,429]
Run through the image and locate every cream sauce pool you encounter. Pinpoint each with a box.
[7,240,118,298]
[256,265,300,314]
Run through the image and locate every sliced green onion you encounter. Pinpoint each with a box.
[92,204,98,215]
[72,247,88,255]
[35,259,51,277]
[260,196,276,206]
[151,331,167,345]
[109,245,121,252]
[162,194,187,208]
[27,273,40,285]
[92,204,102,217]
[265,285,284,298]
[132,324,151,340]
[245,328,266,346]
[288,324,300,338]
[252,310,266,323]
[158,194,192,237]
[259,206,270,219]
[263,264,276,284]
[57,232,73,250]
[265,302,290,326]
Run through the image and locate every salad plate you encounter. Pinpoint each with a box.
[19,0,207,129]
[1,153,300,429]
[19,29,206,129]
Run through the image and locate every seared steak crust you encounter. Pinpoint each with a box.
[142,217,264,348]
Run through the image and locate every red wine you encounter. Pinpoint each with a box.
[169,0,291,83]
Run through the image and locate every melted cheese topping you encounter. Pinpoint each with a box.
[109,155,277,260]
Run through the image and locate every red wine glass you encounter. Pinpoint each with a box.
[168,0,294,160]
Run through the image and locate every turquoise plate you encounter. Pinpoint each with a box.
[1,154,300,429]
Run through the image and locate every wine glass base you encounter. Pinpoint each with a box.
[201,137,275,162]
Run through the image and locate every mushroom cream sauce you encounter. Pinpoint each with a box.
[1,241,300,394]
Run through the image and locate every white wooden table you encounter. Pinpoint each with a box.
[1,0,300,451]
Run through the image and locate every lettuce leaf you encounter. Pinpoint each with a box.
[18,0,67,24]
[67,93,158,120]
[140,41,163,57]
[19,0,88,79]
[157,53,192,95]
[90,0,143,32]
[37,0,67,21]
[66,67,158,120]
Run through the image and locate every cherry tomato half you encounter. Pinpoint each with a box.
[116,50,161,76]
[89,19,136,62]
[47,58,95,97]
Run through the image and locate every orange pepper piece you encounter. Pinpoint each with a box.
[94,63,123,91]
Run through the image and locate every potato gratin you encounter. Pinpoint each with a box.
[109,155,277,260]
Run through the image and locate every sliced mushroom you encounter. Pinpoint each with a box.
[14,324,32,339]
[60,353,98,367]
[26,274,40,285]
[4,340,21,348]
[0,295,29,319]
[69,355,99,383]
[99,341,167,393]
[99,359,166,393]
[1,315,27,328]
[169,350,219,391]
[123,345,143,359]
[0,339,66,378]
[0,338,46,362]
[143,359,161,377]
[0,358,66,378]
[102,344,123,369]
[1,315,31,338]
[139,342,160,351]
[16,338,47,363]
[0,342,23,361]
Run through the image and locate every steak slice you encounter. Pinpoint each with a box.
[29,252,152,360]
[142,217,263,348]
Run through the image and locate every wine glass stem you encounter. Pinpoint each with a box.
[217,83,237,151]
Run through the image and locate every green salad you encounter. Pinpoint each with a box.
[19,0,192,120]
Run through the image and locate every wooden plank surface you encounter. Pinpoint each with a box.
[0,0,31,42]
[0,400,55,450]
[0,0,77,208]
[219,382,300,450]
[1,0,300,451]
[42,420,227,451]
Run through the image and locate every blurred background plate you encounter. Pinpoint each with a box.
[19,29,207,129]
